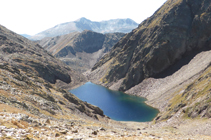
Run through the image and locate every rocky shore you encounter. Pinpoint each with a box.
[0,110,154,140]
[1,106,210,140]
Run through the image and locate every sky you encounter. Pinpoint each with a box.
[0,0,167,35]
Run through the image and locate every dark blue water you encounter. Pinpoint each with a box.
[70,82,159,122]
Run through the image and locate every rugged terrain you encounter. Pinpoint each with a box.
[0,23,108,119]
[38,30,124,72]
[91,0,211,92]
[0,24,196,140]
[2,110,211,140]
[0,24,110,139]
[29,17,138,40]
[87,0,211,137]
[1,0,211,139]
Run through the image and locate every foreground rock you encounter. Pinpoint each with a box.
[1,110,209,140]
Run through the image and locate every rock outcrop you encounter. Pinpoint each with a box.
[2,111,192,140]
[38,30,124,72]
[91,0,211,92]
[0,24,105,120]
[29,17,138,40]
[154,62,211,122]
[0,25,71,84]
[87,0,211,136]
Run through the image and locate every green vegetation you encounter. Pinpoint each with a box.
[157,67,211,122]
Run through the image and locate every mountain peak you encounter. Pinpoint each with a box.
[76,17,90,22]
[29,18,138,40]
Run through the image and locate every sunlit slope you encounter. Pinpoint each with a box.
[91,0,211,92]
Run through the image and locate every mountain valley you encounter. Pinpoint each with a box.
[86,0,211,137]
[0,22,196,140]
[1,0,211,139]
[37,30,125,72]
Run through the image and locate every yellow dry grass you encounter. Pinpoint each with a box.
[11,119,28,129]
[0,104,35,117]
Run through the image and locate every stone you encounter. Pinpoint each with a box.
[72,130,78,133]
[60,130,68,134]
[100,127,106,131]
[45,119,50,124]
[92,130,98,135]
[55,133,60,137]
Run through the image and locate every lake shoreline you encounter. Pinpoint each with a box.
[70,82,159,122]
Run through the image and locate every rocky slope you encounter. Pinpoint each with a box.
[38,30,125,72]
[0,24,107,122]
[155,62,211,122]
[29,17,138,40]
[0,24,192,140]
[87,0,211,137]
[124,49,211,136]
[2,111,211,140]
[91,0,211,92]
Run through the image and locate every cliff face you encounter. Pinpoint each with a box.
[0,24,104,120]
[91,0,211,91]
[86,0,211,135]
[38,30,125,72]
[0,26,71,84]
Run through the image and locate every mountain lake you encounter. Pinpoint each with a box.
[70,82,159,122]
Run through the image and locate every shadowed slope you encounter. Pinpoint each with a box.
[0,24,105,120]
[91,0,211,91]
[38,30,125,72]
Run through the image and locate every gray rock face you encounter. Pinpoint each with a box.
[29,17,138,40]
[0,26,71,84]
[91,0,211,91]
[38,30,125,72]
[0,24,106,119]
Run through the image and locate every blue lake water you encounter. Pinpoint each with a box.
[70,82,159,122]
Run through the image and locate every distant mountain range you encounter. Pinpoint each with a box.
[20,34,31,38]
[37,30,125,72]
[29,17,138,40]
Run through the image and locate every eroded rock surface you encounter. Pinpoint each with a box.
[0,24,103,120]
[91,0,211,92]
[87,0,211,137]
[38,30,125,72]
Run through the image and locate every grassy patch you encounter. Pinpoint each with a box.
[165,66,211,119]
[11,119,28,129]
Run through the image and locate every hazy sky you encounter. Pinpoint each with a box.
[1,0,167,35]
